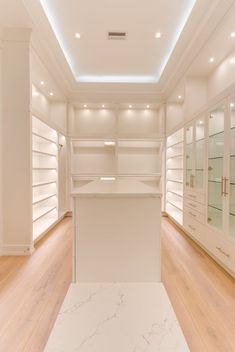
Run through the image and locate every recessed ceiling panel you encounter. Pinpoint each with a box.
[40,0,196,83]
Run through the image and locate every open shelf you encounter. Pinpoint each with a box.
[32,116,58,241]
[166,128,184,222]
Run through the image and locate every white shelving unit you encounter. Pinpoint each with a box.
[69,107,163,190]
[166,128,184,225]
[32,116,58,241]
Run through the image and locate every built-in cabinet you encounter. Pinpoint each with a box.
[166,97,235,276]
[69,107,163,190]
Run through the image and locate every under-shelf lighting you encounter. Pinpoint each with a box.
[40,81,45,86]
[230,103,234,107]
[129,105,132,109]
[104,141,115,146]
[83,104,87,108]
[146,105,150,109]
[49,92,54,96]
[209,57,214,63]
[231,32,235,38]
[100,177,116,181]
[102,104,105,109]
[75,32,81,39]
[199,120,203,125]
[178,95,182,99]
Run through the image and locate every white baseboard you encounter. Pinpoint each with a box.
[1,244,35,256]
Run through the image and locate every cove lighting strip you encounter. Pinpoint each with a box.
[40,0,196,83]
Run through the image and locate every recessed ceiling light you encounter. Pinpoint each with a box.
[75,32,81,39]
[230,103,234,107]
[129,105,132,109]
[83,104,87,108]
[231,32,235,38]
[40,81,45,85]
[199,120,203,125]
[209,57,214,63]
[102,104,105,108]
[146,105,150,109]
[155,32,162,39]
[178,95,182,99]
[49,92,54,96]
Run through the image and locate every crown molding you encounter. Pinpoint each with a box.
[160,0,235,97]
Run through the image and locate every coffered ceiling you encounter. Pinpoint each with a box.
[39,0,196,84]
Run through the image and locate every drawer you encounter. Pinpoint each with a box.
[206,231,235,273]
[184,198,205,215]
[183,213,205,244]
[185,189,205,204]
[184,206,205,224]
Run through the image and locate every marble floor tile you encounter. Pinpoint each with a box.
[44,283,189,352]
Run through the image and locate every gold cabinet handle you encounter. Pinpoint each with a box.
[216,247,230,258]
[224,177,228,196]
[189,224,196,231]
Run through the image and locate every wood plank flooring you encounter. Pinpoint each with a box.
[0,217,72,352]
[162,217,235,352]
[0,216,235,351]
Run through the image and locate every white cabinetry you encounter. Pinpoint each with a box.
[173,97,235,277]
[32,116,59,241]
[69,107,163,190]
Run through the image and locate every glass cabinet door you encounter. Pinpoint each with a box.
[185,125,194,188]
[195,118,205,191]
[230,100,235,238]
[207,106,225,230]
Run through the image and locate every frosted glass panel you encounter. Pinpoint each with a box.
[208,106,224,230]
[196,119,205,141]
[185,144,193,187]
[195,139,204,190]
[186,126,193,144]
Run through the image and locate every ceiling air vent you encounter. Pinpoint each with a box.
[108,31,127,40]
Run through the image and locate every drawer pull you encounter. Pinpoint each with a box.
[208,217,212,222]
[189,203,196,208]
[189,211,196,217]
[189,224,196,231]
[216,247,230,258]
[189,194,196,199]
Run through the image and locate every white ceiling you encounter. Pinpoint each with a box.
[188,2,235,77]
[39,0,196,83]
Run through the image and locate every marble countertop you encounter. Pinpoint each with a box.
[71,180,162,198]
[44,282,189,352]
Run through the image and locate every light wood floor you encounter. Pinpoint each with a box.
[1,216,235,351]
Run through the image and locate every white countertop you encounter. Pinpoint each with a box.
[45,283,189,352]
[71,179,162,198]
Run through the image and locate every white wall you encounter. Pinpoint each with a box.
[166,103,183,134]
[0,42,3,253]
[182,77,207,119]
[1,28,33,254]
[207,49,235,100]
